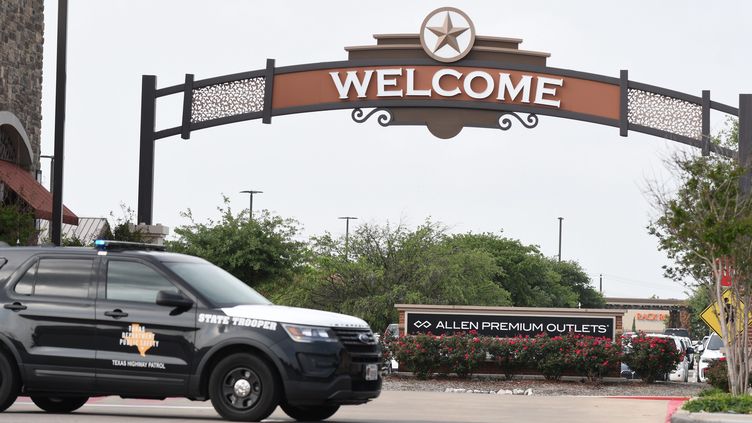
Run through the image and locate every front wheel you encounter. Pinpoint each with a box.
[209,353,278,422]
[281,404,340,421]
[30,396,88,413]
[0,352,19,412]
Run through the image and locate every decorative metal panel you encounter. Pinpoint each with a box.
[191,78,265,123]
[627,89,702,139]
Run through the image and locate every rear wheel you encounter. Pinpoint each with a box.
[30,396,88,413]
[0,352,19,412]
[281,404,340,421]
[209,353,278,421]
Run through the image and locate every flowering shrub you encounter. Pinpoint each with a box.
[622,332,682,383]
[486,336,531,380]
[389,333,440,379]
[529,334,572,381]
[439,331,488,378]
[569,334,622,383]
[390,332,626,382]
[705,358,729,392]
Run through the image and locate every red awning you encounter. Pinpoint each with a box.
[0,160,79,225]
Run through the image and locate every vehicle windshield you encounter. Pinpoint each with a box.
[165,262,271,307]
[707,334,724,350]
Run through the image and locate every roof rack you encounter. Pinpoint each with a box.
[94,240,166,252]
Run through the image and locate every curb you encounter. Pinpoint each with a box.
[672,410,752,423]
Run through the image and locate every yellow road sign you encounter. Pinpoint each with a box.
[700,289,749,337]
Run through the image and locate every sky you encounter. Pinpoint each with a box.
[38,1,752,300]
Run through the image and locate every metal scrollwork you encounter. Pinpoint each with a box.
[497,112,539,131]
[627,89,702,140]
[191,77,265,123]
[351,108,393,127]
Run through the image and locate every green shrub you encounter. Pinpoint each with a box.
[683,392,752,414]
[389,333,440,379]
[698,387,726,397]
[569,334,623,383]
[487,336,531,380]
[705,358,729,392]
[438,331,487,378]
[622,332,682,383]
[530,334,572,381]
[392,332,624,382]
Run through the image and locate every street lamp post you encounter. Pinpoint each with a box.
[40,155,55,190]
[557,217,563,262]
[338,216,358,260]
[240,190,263,219]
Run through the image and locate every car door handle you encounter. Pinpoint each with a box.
[3,302,27,311]
[104,309,128,319]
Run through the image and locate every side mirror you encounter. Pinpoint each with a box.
[686,347,694,355]
[156,290,194,309]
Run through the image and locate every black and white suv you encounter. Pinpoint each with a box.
[0,241,381,421]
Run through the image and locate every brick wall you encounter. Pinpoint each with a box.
[0,0,44,169]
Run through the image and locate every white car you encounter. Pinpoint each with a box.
[696,333,724,383]
[384,324,400,372]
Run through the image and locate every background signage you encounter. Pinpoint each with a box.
[406,312,615,339]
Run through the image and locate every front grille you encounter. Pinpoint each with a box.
[332,328,379,355]
[332,328,376,346]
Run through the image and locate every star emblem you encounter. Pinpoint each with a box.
[419,7,476,63]
[427,12,469,54]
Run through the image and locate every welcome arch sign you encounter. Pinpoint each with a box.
[137,7,751,225]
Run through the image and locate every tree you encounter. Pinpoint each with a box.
[277,220,512,332]
[0,203,36,245]
[167,197,309,295]
[648,121,752,395]
[447,233,603,308]
[686,286,711,338]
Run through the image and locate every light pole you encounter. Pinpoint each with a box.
[557,217,563,262]
[51,0,68,246]
[240,190,263,219]
[40,155,55,190]
[338,216,358,260]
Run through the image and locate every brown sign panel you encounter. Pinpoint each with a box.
[273,65,619,122]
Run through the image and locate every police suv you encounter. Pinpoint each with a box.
[0,241,381,421]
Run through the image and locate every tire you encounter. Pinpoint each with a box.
[0,352,19,412]
[30,396,88,413]
[209,353,279,422]
[281,404,340,421]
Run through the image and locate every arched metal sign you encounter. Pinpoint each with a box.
[137,7,751,225]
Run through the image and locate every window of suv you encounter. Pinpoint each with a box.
[164,261,270,307]
[106,260,179,303]
[14,258,93,298]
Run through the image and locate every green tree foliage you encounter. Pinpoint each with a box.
[648,121,752,395]
[686,285,711,338]
[0,203,36,245]
[102,203,144,243]
[277,221,512,332]
[167,198,308,295]
[447,233,604,308]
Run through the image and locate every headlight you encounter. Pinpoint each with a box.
[282,324,337,343]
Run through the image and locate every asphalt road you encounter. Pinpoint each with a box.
[0,391,682,423]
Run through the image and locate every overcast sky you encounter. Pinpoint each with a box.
[39,1,752,300]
